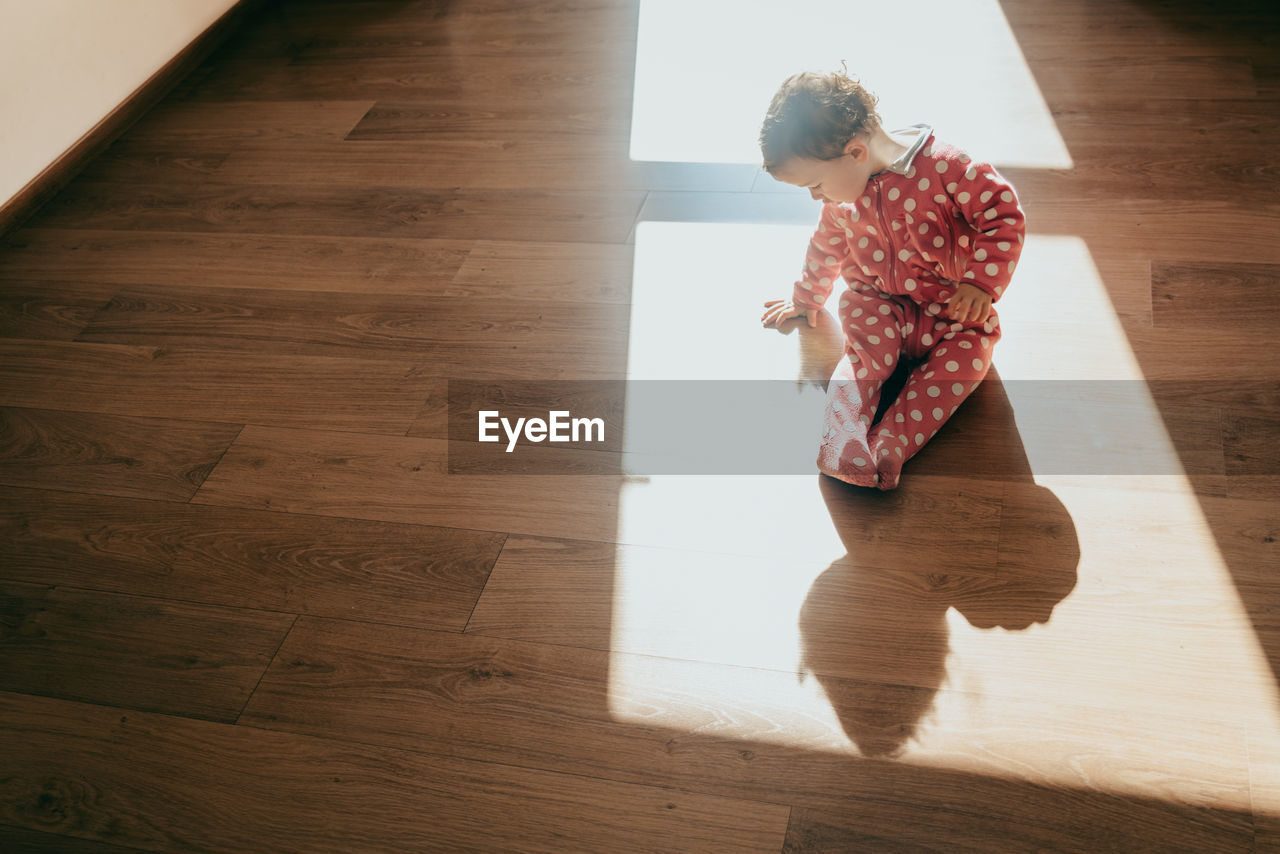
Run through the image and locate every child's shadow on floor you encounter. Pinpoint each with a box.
[787,313,1081,757]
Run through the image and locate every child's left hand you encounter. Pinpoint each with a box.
[944,282,993,324]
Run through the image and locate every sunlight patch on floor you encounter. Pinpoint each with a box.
[606,219,1280,810]
[630,0,1072,169]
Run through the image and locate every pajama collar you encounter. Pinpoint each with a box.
[880,124,934,175]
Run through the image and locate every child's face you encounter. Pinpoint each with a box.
[773,138,876,206]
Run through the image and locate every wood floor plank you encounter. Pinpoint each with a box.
[464,480,1279,724]
[345,101,630,140]
[0,229,473,295]
[191,425,622,542]
[0,824,149,853]
[170,57,295,102]
[0,339,433,434]
[0,281,115,341]
[998,320,1280,380]
[74,284,630,378]
[0,406,240,501]
[1224,411,1280,501]
[448,239,634,304]
[0,485,504,632]
[1152,261,1280,329]
[30,182,645,245]
[1010,199,1280,265]
[0,582,293,722]
[0,692,790,854]
[779,801,1245,854]
[246,0,640,41]
[213,140,760,192]
[1049,100,1280,143]
[285,3,640,61]
[994,101,1280,206]
[236,615,1256,852]
[464,535,1001,671]
[999,0,1278,60]
[1004,157,1280,206]
[298,29,637,62]
[183,54,635,107]
[189,425,1008,563]
[72,149,230,187]
[122,99,376,145]
[1026,55,1257,103]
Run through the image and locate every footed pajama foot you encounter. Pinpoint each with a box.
[871,444,902,491]
[817,439,880,488]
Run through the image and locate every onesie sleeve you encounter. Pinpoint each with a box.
[792,203,849,312]
[943,158,1026,301]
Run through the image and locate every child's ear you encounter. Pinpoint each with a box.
[843,137,868,161]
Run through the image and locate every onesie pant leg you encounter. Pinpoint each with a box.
[817,289,910,487]
[868,318,1000,490]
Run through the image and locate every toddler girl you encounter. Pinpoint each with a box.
[759,70,1025,490]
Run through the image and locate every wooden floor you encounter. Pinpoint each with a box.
[3,0,1279,851]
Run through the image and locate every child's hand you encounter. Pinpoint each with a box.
[945,282,993,324]
[762,295,819,328]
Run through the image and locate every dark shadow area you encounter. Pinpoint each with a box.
[789,315,1080,755]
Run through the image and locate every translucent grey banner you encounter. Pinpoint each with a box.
[446,380,1273,477]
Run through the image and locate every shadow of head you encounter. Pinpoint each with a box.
[797,454,1079,756]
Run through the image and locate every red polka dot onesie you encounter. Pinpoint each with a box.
[793,125,1026,490]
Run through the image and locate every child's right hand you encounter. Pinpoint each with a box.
[762,295,819,328]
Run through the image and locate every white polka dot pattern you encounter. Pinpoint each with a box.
[796,133,1019,488]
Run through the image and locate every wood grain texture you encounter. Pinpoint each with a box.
[0,406,240,501]
[1021,55,1258,103]
[0,824,149,853]
[75,283,630,378]
[190,425,624,542]
[0,229,473,295]
[0,692,789,854]
[0,281,115,341]
[449,239,635,304]
[1,0,1278,850]
[0,339,434,434]
[0,486,504,632]
[189,424,1013,563]
[464,479,1278,727]
[72,149,230,187]
[213,139,761,192]
[1224,411,1280,501]
[238,615,1256,852]
[1152,261,1280,329]
[780,802,1247,854]
[345,101,631,140]
[0,582,293,722]
[123,99,375,145]
[1011,199,1280,265]
[32,181,645,245]
[183,54,636,107]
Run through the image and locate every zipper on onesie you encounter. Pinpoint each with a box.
[874,176,896,292]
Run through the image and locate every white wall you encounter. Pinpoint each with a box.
[0,0,239,210]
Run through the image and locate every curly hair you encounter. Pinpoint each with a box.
[759,69,882,174]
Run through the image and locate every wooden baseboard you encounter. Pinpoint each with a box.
[0,0,262,239]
